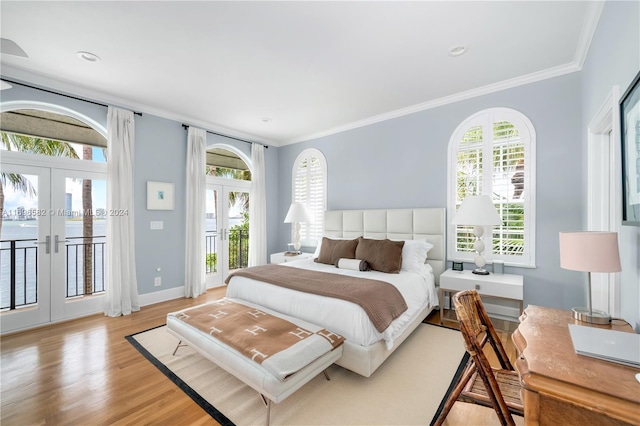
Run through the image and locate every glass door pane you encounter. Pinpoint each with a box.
[0,163,52,333]
[63,176,107,298]
[50,169,106,321]
[204,181,250,285]
[225,188,249,274]
[205,185,222,287]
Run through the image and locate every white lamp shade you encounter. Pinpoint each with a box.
[559,231,621,273]
[284,203,311,223]
[451,195,501,226]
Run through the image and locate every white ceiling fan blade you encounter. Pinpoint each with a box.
[1,38,28,58]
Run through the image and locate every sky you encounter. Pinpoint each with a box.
[2,145,107,214]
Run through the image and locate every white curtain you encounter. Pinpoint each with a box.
[104,107,139,317]
[184,127,207,298]
[249,143,267,266]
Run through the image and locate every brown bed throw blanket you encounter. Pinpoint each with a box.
[225,264,408,333]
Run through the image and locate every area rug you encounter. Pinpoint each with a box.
[126,323,467,425]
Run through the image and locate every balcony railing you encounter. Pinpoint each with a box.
[1,229,248,312]
[0,238,38,310]
[228,229,249,270]
[65,236,106,298]
[1,235,106,311]
[205,229,249,273]
[206,231,218,273]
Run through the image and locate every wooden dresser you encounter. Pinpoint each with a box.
[512,305,640,426]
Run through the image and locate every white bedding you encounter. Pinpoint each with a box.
[225,258,438,349]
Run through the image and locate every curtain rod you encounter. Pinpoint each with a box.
[0,78,143,116]
[181,123,268,148]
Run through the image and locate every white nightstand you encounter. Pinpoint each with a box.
[270,252,313,264]
[439,269,523,324]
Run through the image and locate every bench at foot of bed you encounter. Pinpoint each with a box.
[166,298,344,426]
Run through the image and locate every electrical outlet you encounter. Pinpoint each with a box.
[154,276,161,286]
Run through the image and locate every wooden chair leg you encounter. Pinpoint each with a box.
[433,360,476,426]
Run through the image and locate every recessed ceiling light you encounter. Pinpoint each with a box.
[77,51,101,62]
[448,45,467,57]
[262,117,272,123]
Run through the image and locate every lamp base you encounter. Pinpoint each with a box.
[472,268,490,275]
[571,307,611,324]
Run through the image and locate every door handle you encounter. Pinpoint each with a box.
[54,235,70,253]
[34,235,51,254]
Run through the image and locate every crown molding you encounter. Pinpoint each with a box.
[3,0,603,150]
[287,2,604,146]
[574,1,605,69]
[288,61,582,145]
[0,64,274,146]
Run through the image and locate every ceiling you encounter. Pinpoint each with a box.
[0,1,600,147]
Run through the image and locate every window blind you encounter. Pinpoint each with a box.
[293,150,326,246]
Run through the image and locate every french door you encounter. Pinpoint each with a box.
[205,178,250,287]
[1,152,106,333]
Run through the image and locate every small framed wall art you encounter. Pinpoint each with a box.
[147,181,174,210]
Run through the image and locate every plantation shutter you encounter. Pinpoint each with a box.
[491,121,525,257]
[455,125,484,253]
[450,109,535,267]
[293,149,326,247]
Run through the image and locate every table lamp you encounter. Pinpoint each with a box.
[451,195,501,275]
[559,231,621,324]
[284,203,311,253]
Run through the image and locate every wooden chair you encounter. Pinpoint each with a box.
[434,290,523,426]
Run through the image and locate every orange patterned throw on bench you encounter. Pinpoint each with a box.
[170,298,344,380]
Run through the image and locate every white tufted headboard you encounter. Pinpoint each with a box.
[323,208,446,284]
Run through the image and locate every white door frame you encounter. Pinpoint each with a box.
[1,150,107,333]
[50,168,107,321]
[587,85,621,316]
[205,177,251,288]
[0,162,52,333]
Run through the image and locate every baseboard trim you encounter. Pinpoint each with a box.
[138,286,185,307]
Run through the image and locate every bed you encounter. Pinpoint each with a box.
[225,207,446,377]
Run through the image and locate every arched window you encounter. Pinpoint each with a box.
[292,148,327,247]
[0,108,107,162]
[448,108,536,267]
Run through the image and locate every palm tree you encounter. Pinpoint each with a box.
[0,132,79,237]
[206,166,251,211]
[82,145,93,295]
[0,173,36,238]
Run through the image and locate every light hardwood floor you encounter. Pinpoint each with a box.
[1,288,522,425]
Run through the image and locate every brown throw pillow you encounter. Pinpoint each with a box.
[355,237,404,273]
[314,237,359,265]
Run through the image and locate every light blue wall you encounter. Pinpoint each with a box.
[0,83,281,297]
[133,113,186,294]
[2,1,636,326]
[278,73,583,311]
[581,1,640,330]
[277,1,640,327]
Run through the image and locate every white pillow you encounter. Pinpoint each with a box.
[400,240,434,273]
[335,258,371,271]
